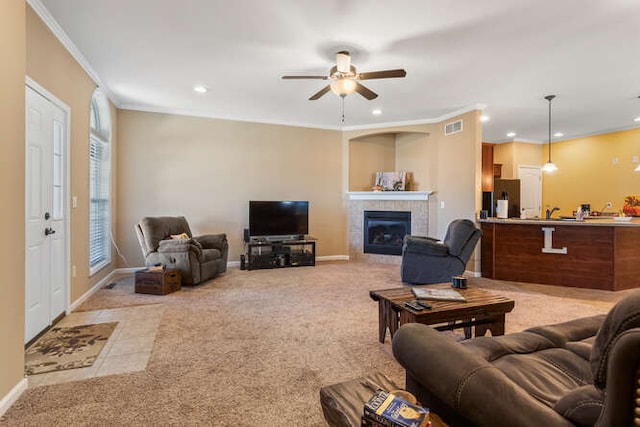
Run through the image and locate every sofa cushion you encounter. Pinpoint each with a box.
[462,331,593,408]
[552,385,604,427]
[590,290,640,388]
[490,348,592,408]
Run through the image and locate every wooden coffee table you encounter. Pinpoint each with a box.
[369,282,515,343]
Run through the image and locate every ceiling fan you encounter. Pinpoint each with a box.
[282,51,406,101]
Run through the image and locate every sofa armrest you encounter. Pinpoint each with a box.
[392,323,573,427]
[194,233,227,250]
[403,236,449,257]
[158,239,203,258]
[595,328,640,427]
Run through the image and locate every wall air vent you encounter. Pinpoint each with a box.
[444,119,463,136]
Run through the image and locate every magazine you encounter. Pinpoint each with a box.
[363,389,430,427]
[411,287,466,302]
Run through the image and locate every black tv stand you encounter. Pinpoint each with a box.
[246,236,316,270]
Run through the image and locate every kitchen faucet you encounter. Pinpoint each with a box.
[546,206,560,219]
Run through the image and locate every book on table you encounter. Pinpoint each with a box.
[411,287,466,302]
[362,389,430,427]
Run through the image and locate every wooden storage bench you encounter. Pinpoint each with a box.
[135,268,181,295]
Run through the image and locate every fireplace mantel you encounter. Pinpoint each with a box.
[345,191,434,201]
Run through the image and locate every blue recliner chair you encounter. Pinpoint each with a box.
[400,219,482,284]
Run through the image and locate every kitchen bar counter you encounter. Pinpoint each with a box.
[480,217,640,290]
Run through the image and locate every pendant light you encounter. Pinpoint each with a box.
[541,95,558,173]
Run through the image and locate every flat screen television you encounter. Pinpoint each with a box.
[249,201,309,238]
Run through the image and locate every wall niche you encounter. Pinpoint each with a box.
[348,131,433,192]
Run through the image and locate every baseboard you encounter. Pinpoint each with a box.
[317,255,349,262]
[69,269,119,312]
[0,378,27,417]
[466,270,482,278]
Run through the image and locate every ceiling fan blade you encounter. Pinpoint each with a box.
[282,75,328,80]
[309,85,331,100]
[358,69,407,80]
[355,83,378,100]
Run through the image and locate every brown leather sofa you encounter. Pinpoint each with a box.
[135,216,228,285]
[392,290,640,427]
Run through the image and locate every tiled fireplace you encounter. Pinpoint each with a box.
[347,191,432,264]
[363,210,411,255]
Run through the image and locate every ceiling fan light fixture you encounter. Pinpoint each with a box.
[336,51,351,74]
[330,79,357,97]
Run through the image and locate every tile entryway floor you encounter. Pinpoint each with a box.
[27,304,163,388]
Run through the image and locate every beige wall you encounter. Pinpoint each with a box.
[26,7,118,302]
[494,141,542,179]
[0,0,26,403]
[542,128,640,216]
[116,110,345,266]
[349,134,396,191]
[396,132,434,191]
[349,132,433,192]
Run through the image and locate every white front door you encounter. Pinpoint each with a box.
[25,85,68,343]
[518,165,542,218]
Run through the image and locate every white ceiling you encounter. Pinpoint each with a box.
[36,0,640,143]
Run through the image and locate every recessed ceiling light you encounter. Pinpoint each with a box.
[193,85,208,94]
[634,117,640,122]
[480,115,490,122]
[372,109,382,116]
[554,132,564,137]
[506,132,516,137]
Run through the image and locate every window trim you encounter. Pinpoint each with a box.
[88,90,112,276]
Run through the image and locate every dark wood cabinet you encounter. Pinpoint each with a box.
[480,220,640,291]
[493,163,502,178]
[482,143,494,192]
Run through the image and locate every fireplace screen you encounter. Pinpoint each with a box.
[363,211,411,256]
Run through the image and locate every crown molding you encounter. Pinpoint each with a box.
[492,137,543,145]
[341,104,487,131]
[118,104,345,131]
[27,0,121,108]
[119,103,487,133]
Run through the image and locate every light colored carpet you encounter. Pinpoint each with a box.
[25,322,118,375]
[1,261,631,426]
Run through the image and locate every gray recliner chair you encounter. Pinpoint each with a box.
[392,290,640,427]
[401,219,482,284]
[135,216,228,285]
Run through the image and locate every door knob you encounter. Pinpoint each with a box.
[44,212,50,220]
[44,227,56,236]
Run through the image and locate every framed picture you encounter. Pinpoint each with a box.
[374,171,407,191]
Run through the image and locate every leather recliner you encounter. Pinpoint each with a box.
[401,219,482,284]
[135,216,228,285]
[392,290,640,427]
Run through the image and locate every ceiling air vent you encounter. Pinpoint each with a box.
[444,119,463,136]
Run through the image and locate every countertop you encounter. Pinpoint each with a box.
[478,217,640,227]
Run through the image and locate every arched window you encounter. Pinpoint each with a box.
[89,89,111,274]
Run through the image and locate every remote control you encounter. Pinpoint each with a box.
[416,301,433,310]
[404,301,424,311]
